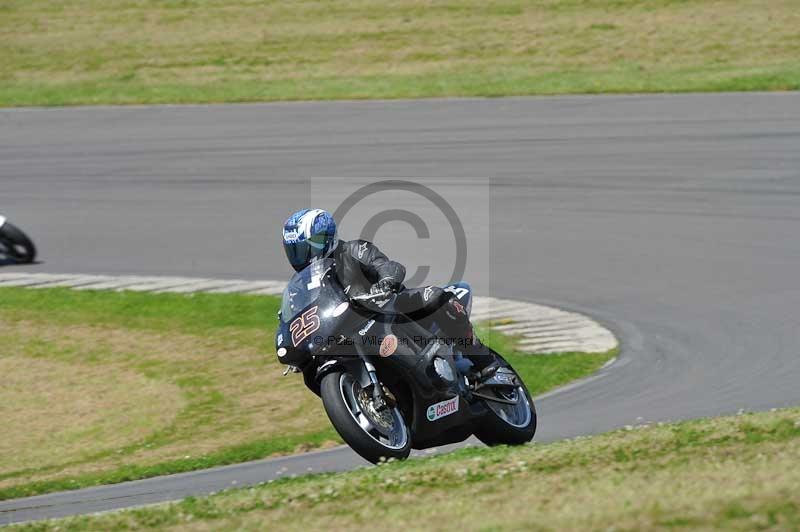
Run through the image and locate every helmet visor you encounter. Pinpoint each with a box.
[284,240,313,270]
[284,233,330,271]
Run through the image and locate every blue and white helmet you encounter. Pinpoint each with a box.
[282,209,338,271]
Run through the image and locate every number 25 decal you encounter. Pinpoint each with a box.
[290,306,321,347]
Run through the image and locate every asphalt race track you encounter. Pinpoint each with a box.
[2,92,800,523]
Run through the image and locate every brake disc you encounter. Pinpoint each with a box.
[358,389,394,431]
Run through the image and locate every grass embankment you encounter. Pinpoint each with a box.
[0,286,611,500]
[1,0,799,107]
[13,408,800,531]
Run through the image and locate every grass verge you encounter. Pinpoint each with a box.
[0,286,612,500]
[1,0,799,106]
[12,407,800,531]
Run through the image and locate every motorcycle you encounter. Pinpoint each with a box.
[0,215,36,264]
[275,258,536,463]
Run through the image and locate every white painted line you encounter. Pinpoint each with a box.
[518,338,616,353]
[472,301,534,314]
[491,318,585,333]
[95,276,186,291]
[472,307,566,322]
[168,280,244,293]
[123,277,208,292]
[516,333,576,343]
[514,324,589,336]
[246,285,286,295]
[0,274,71,287]
[29,275,118,289]
[163,280,239,293]
[77,280,155,291]
[491,323,581,335]
[204,281,269,294]
[501,314,583,324]
[518,342,588,353]
[517,336,586,346]
[199,280,286,294]
[0,272,40,282]
[601,356,618,370]
[151,279,231,293]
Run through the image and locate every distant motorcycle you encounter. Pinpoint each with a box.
[276,258,536,464]
[0,215,37,264]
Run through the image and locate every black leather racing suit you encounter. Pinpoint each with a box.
[332,239,490,367]
[332,239,406,297]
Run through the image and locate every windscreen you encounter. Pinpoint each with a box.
[280,258,334,321]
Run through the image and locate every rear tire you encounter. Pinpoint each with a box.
[0,222,36,263]
[321,371,411,464]
[474,359,537,446]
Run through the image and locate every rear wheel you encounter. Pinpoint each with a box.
[474,361,537,446]
[321,371,411,463]
[0,222,36,264]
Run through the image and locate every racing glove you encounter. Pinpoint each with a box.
[369,277,396,296]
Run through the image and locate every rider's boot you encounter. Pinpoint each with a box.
[440,297,499,380]
[461,325,500,380]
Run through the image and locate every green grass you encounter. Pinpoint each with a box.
[13,407,800,531]
[0,287,340,500]
[1,0,799,106]
[0,286,612,500]
[0,286,280,333]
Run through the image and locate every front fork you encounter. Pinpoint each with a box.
[361,354,389,410]
[309,352,391,410]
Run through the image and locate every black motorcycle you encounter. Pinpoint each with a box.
[0,216,36,264]
[276,258,536,463]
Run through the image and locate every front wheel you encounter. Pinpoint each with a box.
[320,371,411,464]
[474,360,537,446]
[0,222,36,264]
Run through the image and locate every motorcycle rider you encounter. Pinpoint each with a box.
[281,208,496,374]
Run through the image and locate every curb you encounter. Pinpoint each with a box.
[0,272,617,355]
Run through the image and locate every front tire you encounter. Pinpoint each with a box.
[0,222,36,264]
[320,371,411,464]
[474,360,537,446]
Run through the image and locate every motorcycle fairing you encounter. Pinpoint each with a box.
[357,316,488,448]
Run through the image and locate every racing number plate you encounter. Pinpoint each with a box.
[290,306,320,347]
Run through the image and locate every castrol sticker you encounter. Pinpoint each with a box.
[379,334,398,357]
[426,396,459,422]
